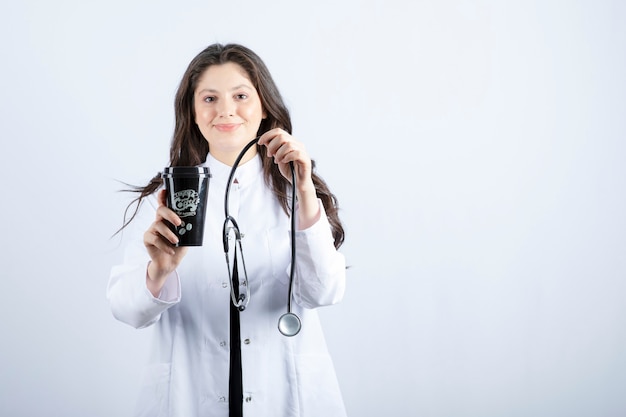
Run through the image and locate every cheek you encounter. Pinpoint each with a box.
[244,104,264,122]
[194,108,210,125]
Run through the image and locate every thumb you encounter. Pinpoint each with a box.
[158,189,168,207]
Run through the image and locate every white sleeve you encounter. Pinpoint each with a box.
[106,193,182,329]
[292,199,346,308]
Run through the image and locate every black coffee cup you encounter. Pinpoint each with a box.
[161,166,211,246]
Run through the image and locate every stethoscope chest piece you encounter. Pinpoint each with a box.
[278,312,301,337]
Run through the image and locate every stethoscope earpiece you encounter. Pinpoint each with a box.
[223,137,301,336]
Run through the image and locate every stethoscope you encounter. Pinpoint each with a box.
[222,137,302,337]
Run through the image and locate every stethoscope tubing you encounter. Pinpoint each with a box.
[223,137,301,336]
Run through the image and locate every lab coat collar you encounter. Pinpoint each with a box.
[203,152,263,188]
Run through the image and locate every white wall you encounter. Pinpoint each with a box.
[1,1,625,416]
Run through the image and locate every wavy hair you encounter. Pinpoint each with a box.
[119,43,344,248]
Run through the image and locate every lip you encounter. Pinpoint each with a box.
[214,123,241,132]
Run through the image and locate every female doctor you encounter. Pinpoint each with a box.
[107,43,347,417]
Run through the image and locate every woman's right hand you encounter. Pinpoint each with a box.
[143,189,189,296]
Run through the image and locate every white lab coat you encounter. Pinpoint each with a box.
[107,153,347,417]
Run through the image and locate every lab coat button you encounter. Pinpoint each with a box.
[218,396,226,402]
[245,396,252,403]
[222,282,228,288]
[244,338,251,345]
[219,340,227,347]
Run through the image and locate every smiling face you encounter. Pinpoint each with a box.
[193,62,266,165]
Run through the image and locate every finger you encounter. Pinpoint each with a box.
[273,138,301,164]
[276,145,312,176]
[258,127,284,148]
[144,228,176,255]
[274,143,301,164]
[259,129,290,158]
[156,205,182,227]
[157,189,168,207]
[153,220,180,245]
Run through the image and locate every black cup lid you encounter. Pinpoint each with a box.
[162,166,211,178]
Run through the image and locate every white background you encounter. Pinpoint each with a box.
[1,1,625,416]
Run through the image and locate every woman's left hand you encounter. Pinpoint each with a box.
[258,128,320,229]
[258,128,314,193]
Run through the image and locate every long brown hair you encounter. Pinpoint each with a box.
[119,43,344,248]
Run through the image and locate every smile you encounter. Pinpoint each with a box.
[214,123,241,132]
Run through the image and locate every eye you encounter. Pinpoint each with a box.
[235,93,248,100]
[203,96,216,103]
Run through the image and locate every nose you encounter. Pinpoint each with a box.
[217,98,235,117]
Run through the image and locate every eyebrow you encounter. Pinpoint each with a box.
[197,84,254,94]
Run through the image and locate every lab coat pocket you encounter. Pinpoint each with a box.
[134,362,171,417]
[267,226,291,285]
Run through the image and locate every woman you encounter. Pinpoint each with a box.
[107,43,347,417]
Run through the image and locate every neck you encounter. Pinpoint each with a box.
[211,146,258,167]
